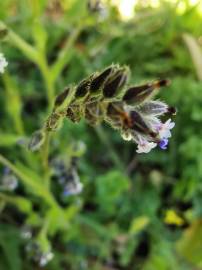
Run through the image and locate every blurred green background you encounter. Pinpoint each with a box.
[1,0,202,269]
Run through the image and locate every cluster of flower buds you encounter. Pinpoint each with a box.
[50,141,85,197]
[51,154,83,197]
[87,0,104,13]
[0,167,18,191]
[87,0,107,20]
[28,64,176,154]
[25,241,54,267]
[21,226,54,267]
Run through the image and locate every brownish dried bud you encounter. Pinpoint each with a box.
[75,77,91,99]
[167,106,177,115]
[46,112,62,131]
[103,67,128,98]
[90,66,113,93]
[66,105,82,123]
[84,101,103,125]
[130,111,157,138]
[54,87,70,108]
[105,102,124,129]
[123,79,169,105]
[28,130,45,151]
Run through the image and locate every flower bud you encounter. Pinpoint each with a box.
[38,251,54,267]
[90,66,114,93]
[54,87,70,108]
[66,105,82,123]
[46,112,62,131]
[138,101,169,116]
[123,79,169,105]
[0,168,18,191]
[21,226,32,240]
[130,111,157,138]
[75,77,92,99]
[28,130,45,151]
[103,67,129,98]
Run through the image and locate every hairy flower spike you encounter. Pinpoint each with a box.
[33,64,176,155]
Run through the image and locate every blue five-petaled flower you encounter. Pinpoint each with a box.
[158,138,169,150]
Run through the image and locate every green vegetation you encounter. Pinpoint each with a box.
[0,1,202,269]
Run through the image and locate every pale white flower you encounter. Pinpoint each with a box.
[0,53,8,73]
[136,136,157,153]
[39,251,54,267]
[63,181,83,196]
[158,118,175,139]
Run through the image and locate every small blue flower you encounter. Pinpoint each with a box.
[63,189,73,197]
[158,138,169,150]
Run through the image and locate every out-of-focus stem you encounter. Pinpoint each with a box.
[2,73,25,135]
[0,154,57,208]
[41,131,51,188]
[50,25,82,83]
[37,56,55,111]
[0,21,38,62]
[95,126,125,171]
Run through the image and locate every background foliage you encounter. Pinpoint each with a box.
[0,0,202,269]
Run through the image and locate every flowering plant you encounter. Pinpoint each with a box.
[30,65,176,154]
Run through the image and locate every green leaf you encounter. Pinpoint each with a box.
[177,219,202,267]
[183,33,202,81]
[129,216,150,235]
[0,133,21,146]
[0,224,22,270]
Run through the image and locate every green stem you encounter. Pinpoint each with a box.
[3,73,25,135]
[0,193,17,205]
[41,131,51,188]
[95,126,125,171]
[37,57,55,111]
[0,154,57,208]
[0,21,38,62]
[0,154,39,190]
[50,25,82,83]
